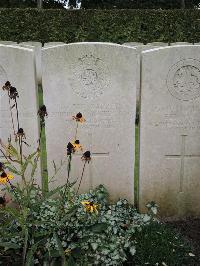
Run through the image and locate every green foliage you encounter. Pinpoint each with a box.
[130,222,198,265]
[0,9,199,43]
[0,0,66,9]
[0,181,195,265]
[82,0,200,9]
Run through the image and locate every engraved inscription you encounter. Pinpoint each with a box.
[0,65,7,100]
[150,104,200,129]
[167,59,200,101]
[71,54,110,100]
[165,135,200,192]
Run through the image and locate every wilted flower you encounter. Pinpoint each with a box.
[72,140,83,152]
[2,81,11,91]
[38,105,48,123]
[0,196,6,206]
[81,200,99,214]
[67,142,74,155]
[9,86,19,100]
[16,128,25,139]
[0,194,11,207]
[73,112,85,123]
[81,151,91,163]
[0,162,4,171]
[0,172,14,185]
[67,140,83,155]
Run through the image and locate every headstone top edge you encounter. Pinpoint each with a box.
[142,45,200,55]
[0,44,35,52]
[42,42,137,54]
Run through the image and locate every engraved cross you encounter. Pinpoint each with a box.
[165,135,200,193]
[74,133,109,158]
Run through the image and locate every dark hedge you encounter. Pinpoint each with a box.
[0,8,199,44]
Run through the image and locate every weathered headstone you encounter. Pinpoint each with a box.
[44,42,65,48]
[0,41,17,45]
[170,42,192,46]
[42,43,137,202]
[0,45,40,184]
[147,42,168,46]
[139,45,200,218]
[123,42,143,47]
[19,42,42,85]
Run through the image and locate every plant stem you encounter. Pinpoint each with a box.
[8,92,16,136]
[76,160,87,194]
[75,121,79,140]
[15,98,20,131]
[19,136,23,164]
[66,154,72,184]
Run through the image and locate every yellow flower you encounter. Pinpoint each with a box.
[73,112,86,123]
[81,201,99,214]
[0,172,14,185]
[72,140,83,152]
[64,248,71,256]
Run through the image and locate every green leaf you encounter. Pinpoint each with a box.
[53,232,67,265]
[89,223,108,233]
[67,255,76,266]
[53,160,57,173]
[7,144,20,161]
[21,150,39,176]
[31,158,38,178]
[60,206,79,223]
[5,165,21,175]
[22,228,29,264]
[0,242,20,249]
[25,239,45,266]
[71,248,81,259]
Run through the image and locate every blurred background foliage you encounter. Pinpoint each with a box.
[0,9,199,44]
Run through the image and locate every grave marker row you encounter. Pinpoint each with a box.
[0,43,200,218]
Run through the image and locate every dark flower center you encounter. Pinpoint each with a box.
[0,197,5,205]
[40,105,47,112]
[84,151,91,158]
[76,112,82,119]
[5,81,11,87]
[18,128,24,134]
[1,172,7,178]
[75,140,80,144]
[0,162,4,170]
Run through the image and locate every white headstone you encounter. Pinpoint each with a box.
[147,42,168,46]
[170,42,192,46]
[123,42,143,47]
[0,45,40,184]
[44,42,65,48]
[139,45,200,218]
[0,41,18,45]
[42,43,137,202]
[19,42,42,85]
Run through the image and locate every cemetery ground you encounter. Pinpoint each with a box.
[1,43,200,265]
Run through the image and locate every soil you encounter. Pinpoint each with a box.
[166,218,200,263]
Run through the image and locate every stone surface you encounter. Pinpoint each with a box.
[147,42,169,46]
[0,41,18,45]
[42,43,137,202]
[44,42,65,48]
[123,42,144,47]
[139,45,200,218]
[170,42,192,45]
[19,42,42,85]
[0,45,40,184]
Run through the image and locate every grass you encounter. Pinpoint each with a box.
[134,125,139,207]
[126,222,198,266]
[38,86,48,192]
